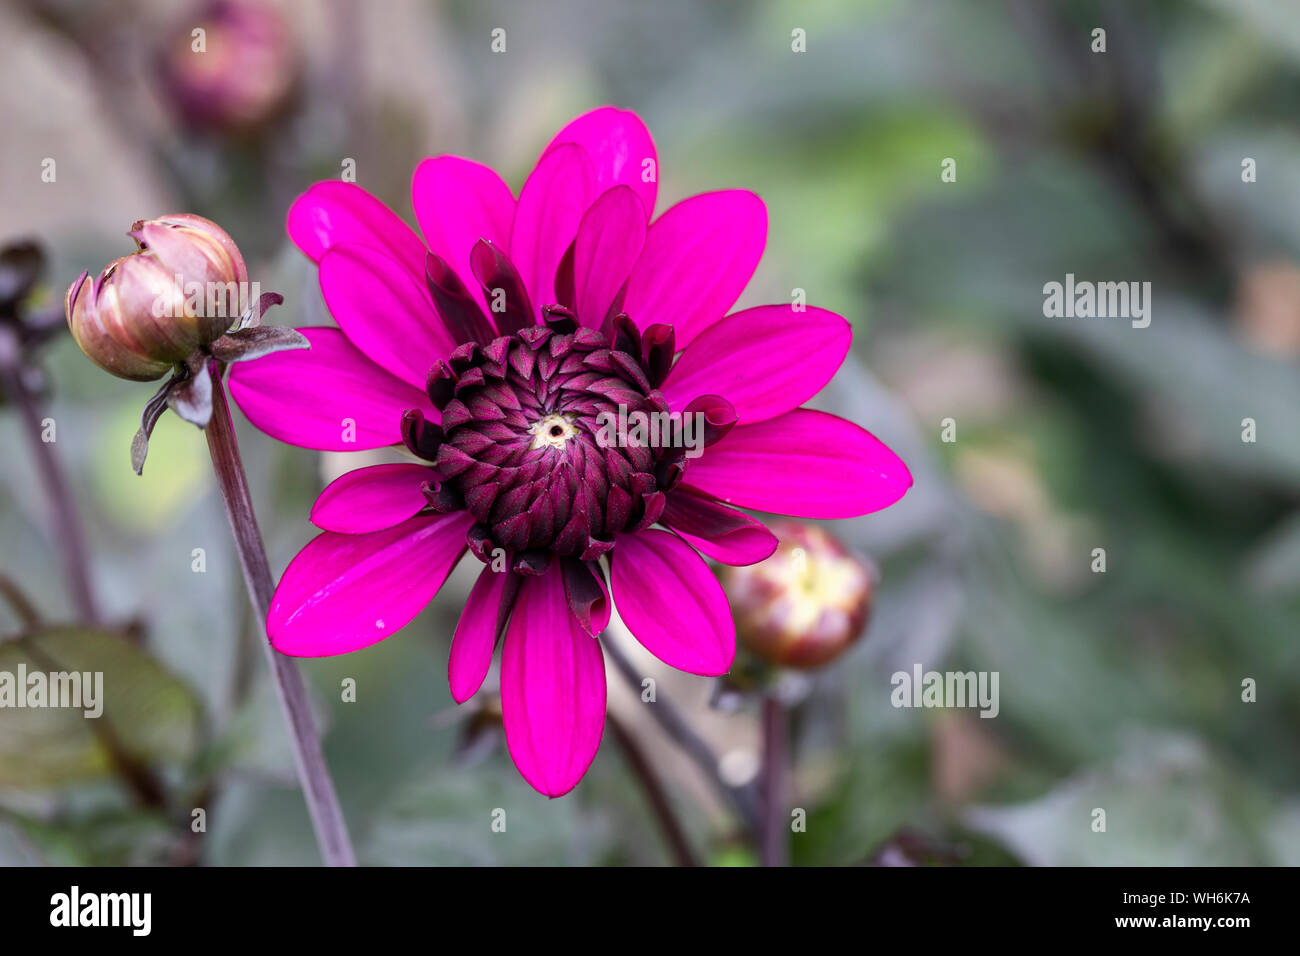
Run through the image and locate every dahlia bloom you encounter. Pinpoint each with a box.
[229,107,911,796]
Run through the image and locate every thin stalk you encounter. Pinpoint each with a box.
[204,365,355,867]
[0,360,102,626]
[606,711,700,867]
[0,573,42,629]
[603,631,760,836]
[759,694,790,867]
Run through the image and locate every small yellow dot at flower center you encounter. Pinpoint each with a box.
[529,413,578,450]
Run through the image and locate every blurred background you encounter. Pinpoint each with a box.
[1,0,1299,866]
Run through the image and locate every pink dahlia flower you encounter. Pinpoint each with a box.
[229,107,912,796]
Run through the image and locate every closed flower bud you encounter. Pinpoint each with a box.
[722,521,875,670]
[66,214,249,381]
[159,0,299,135]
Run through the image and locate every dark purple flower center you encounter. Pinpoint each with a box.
[404,308,690,573]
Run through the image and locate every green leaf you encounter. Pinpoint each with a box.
[964,733,1278,865]
[0,626,202,788]
[363,764,609,866]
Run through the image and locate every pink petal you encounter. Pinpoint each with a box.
[228,327,434,451]
[542,106,657,217]
[660,487,778,566]
[500,563,606,797]
[268,512,473,657]
[510,143,595,310]
[663,305,850,424]
[310,463,435,534]
[686,409,912,519]
[411,156,515,315]
[469,239,535,336]
[611,529,735,676]
[319,244,457,390]
[287,181,426,278]
[562,560,610,636]
[622,190,767,348]
[572,186,647,328]
[448,566,511,703]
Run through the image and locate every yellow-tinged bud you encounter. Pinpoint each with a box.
[66,214,250,381]
[722,522,875,670]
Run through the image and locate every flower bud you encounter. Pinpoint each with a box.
[66,214,249,381]
[722,521,874,670]
[159,0,299,135]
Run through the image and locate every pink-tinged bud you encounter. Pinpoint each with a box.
[722,522,875,670]
[158,0,299,135]
[66,214,250,381]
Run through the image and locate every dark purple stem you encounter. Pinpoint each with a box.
[603,634,761,835]
[760,694,790,867]
[0,356,101,626]
[607,711,700,867]
[0,574,41,628]
[205,365,355,867]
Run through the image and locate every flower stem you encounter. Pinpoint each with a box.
[0,573,41,629]
[759,694,790,867]
[606,711,700,867]
[604,629,761,836]
[0,358,102,627]
[204,365,356,867]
